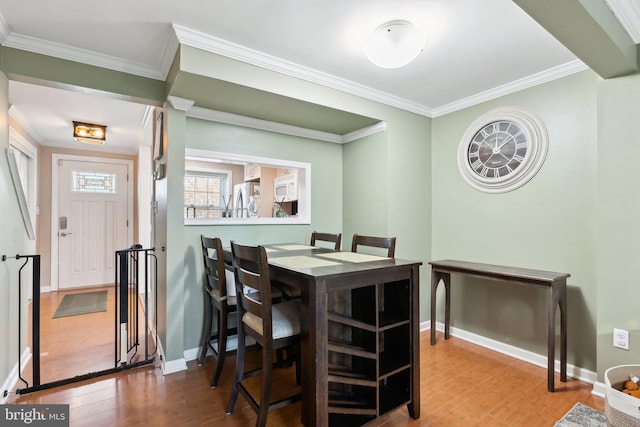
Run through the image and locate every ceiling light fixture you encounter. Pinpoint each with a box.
[363,20,426,69]
[73,121,107,145]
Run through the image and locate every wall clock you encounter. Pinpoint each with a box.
[457,106,548,193]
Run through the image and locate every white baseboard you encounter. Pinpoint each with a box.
[154,335,187,375]
[422,320,601,396]
[1,347,32,403]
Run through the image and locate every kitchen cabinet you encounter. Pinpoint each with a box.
[244,164,261,181]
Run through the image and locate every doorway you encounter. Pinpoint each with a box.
[51,154,134,290]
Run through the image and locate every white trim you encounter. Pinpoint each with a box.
[188,107,344,144]
[155,337,188,375]
[433,60,589,117]
[9,105,45,145]
[3,32,165,80]
[1,347,31,403]
[605,0,640,43]
[173,24,435,117]
[342,121,388,143]
[0,20,589,118]
[0,11,9,44]
[50,154,134,290]
[162,358,188,375]
[167,96,195,112]
[422,320,600,394]
[9,126,39,242]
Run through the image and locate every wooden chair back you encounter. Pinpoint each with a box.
[230,241,273,342]
[201,236,229,299]
[351,234,396,258]
[310,231,342,250]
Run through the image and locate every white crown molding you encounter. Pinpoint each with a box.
[3,32,165,80]
[172,24,435,118]
[0,18,590,120]
[0,12,10,44]
[342,121,387,143]
[433,60,589,117]
[606,0,640,43]
[158,31,181,80]
[138,105,155,147]
[168,96,195,112]
[8,104,45,144]
[187,106,344,143]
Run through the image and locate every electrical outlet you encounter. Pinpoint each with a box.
[614,328,630,350]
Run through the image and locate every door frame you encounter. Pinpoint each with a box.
[50,154,134,291]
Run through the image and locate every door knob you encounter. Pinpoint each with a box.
[60,232,72,237]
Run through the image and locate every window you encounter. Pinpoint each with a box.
[72,171,116,193]
[184,149,311,225]
[184,171,231,219]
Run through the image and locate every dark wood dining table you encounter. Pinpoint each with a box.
[227,243,422,427]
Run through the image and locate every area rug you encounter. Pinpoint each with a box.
[52,290,108,319]
[555,402,606,427]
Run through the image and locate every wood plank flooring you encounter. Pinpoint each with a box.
[8,317,603,426]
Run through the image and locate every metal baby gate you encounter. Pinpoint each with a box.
[2,245,157,396]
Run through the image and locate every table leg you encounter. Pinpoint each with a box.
[559,280,567,382]
[431,271,451,344]
[547,284,557,392]
[444,274,451,340]
[430,272,439,345]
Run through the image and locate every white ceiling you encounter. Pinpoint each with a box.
[0,0,639,153]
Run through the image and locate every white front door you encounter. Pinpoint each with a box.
[57,159,130,289]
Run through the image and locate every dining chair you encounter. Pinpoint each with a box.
[351,234,396,257]
[198,235,237,388]
[311,231,342,250]
[226,241,301,427]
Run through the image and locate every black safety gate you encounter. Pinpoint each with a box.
[2,246,157,396]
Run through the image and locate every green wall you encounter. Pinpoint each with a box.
[597,73,640,377]
[180,117,344,350]
[431,70,599,371]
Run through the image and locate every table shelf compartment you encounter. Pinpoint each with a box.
[328,384,377,419]
[379,323,410,376]
[379,369,412,415]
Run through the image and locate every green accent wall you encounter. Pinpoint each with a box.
[597,73,640,378]
[180,118,344,350]
[0,47,165,104]
[431,70,599,371]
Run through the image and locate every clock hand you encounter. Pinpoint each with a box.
[495,134,514,151]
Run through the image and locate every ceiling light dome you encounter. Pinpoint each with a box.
[364,20,426,69]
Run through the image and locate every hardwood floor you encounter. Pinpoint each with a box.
[8,325,603,426]
[17,285,154,389]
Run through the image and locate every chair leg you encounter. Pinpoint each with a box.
[226,324,246,414]
[295,344,301,386]
[198,298,213,366]
[256,342,274,427]
[210,304,227,388]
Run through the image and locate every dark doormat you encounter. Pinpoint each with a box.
[52,290,108,319]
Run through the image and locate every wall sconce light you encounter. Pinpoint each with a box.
[73,121,107,145]
[364,20,426,69]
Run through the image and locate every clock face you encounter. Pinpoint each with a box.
[467,120,527,179]
[457,107,548,193]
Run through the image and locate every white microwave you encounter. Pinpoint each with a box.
[274,173,298,202]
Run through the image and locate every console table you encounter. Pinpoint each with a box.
[429,259,568,392]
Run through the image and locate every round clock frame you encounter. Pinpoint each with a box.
[457,106,548,193]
